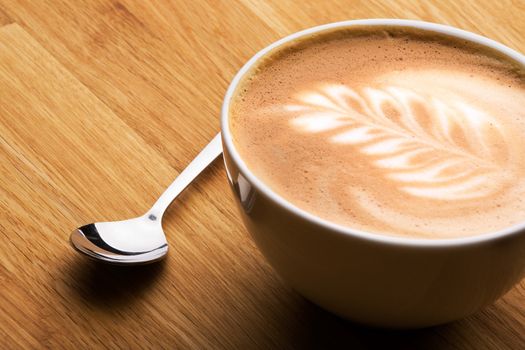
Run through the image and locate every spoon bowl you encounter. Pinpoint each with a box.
[70,215,168,265]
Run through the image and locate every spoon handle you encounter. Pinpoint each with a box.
[148,133,223,220]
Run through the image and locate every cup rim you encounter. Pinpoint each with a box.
[220,18,525,247]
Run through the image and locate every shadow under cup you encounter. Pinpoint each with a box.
[220,19,525,328]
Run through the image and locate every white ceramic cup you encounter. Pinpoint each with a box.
[220,19,525,328]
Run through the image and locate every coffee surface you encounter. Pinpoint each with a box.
[230,26,525,239]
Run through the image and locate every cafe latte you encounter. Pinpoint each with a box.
[229,26,525,238]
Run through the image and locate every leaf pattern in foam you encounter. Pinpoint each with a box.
[286,84,509,200]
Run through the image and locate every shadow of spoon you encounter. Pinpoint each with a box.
[65,258,166,308]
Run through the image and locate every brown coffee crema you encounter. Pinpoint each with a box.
[229,26,525,239]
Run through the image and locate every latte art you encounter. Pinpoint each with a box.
[230,26,525,238]
[287,82,510,201]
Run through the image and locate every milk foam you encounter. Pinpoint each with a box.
[230,26,525,238]
[288,72,510,201]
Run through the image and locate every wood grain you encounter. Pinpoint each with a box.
[0,1,524,348]
[0,7,9,26]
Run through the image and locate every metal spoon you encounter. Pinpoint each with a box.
[70,133,222,265]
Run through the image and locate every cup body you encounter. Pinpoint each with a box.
[220,19,525,328]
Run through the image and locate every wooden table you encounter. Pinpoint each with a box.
[1,0,524,348]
